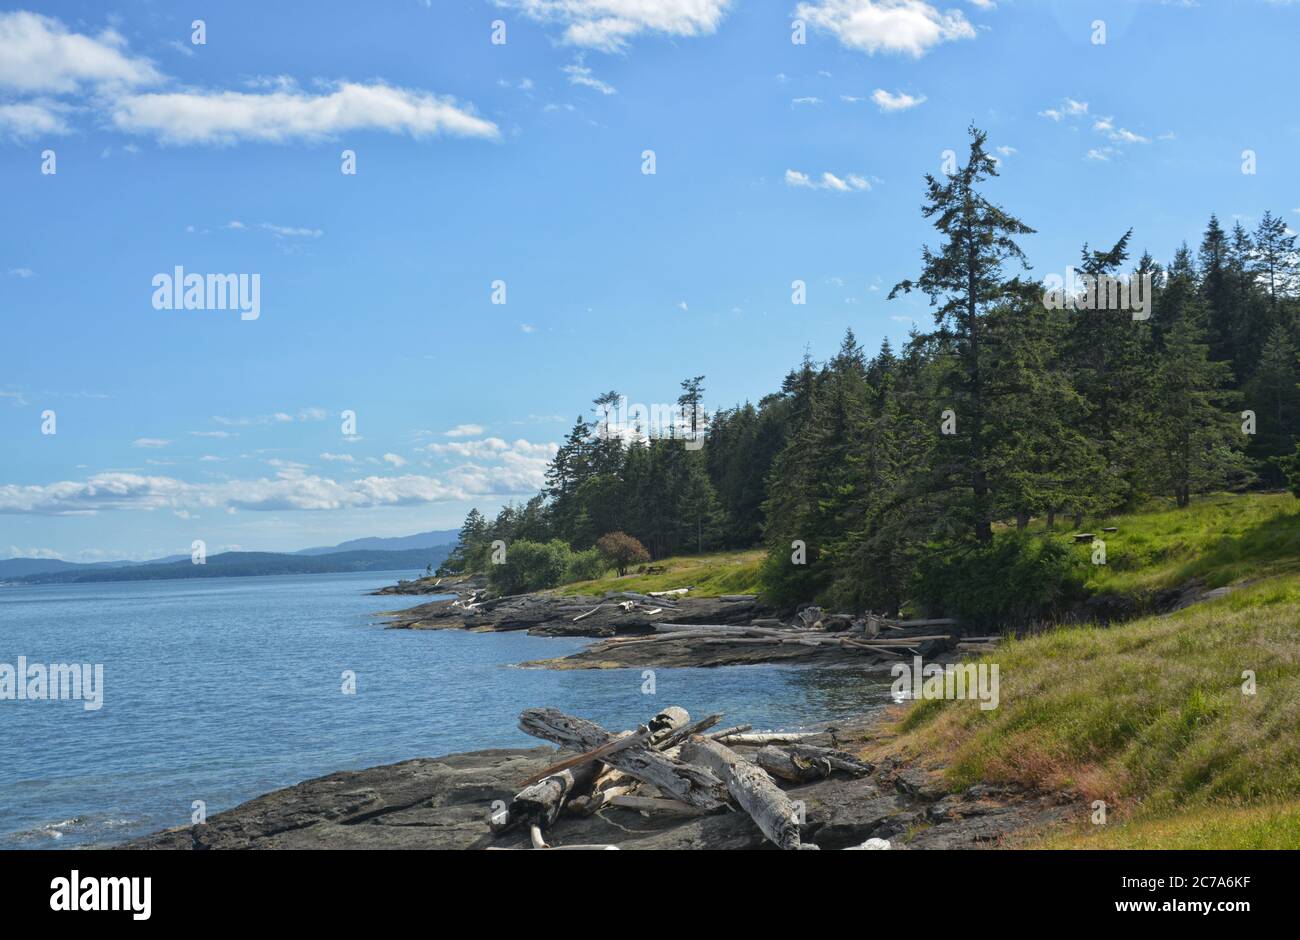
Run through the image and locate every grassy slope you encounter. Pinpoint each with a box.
[1056,491,1300,595]
[553,550,764,598]
[867,492,1300,848]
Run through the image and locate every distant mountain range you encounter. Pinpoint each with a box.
[0,529,460,584]
[294,529,459,555]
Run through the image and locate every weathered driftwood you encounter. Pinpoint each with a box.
[712,731,821,746]
[708,724,751,740]
[505,762,602,831]
[679,736,807,850]
[607,795,706,816]
[516,727,650,788]
[518,708,727,810]
[653,713,723,752]
[647,706,691,744]
[755,744,873,784]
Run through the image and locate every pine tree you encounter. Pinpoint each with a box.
[889,125,1036,543]
[1146,308,1252,506]
[1253,210,1298,315]
[1244,324,1300,484]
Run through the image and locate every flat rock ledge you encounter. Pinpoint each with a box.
[122,719,1077,851]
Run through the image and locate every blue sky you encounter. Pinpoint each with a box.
[1,0,1297,561]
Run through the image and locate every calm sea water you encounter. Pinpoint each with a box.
[0,570,894,849]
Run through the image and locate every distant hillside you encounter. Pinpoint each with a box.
[295,529,460,556]
[0,531,460,581]
[0,557,145,579]
[6,546,452,585]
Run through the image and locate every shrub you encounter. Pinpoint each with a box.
[565,548,608,583]
[487,539,572,595]
[911,532,1089,630]
[596,532,651,576]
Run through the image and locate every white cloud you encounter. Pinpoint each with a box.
[871,88,926,111]
[444,424,485,438]
[1039,98,1089,122]
[319,452,354,463]
[0,100,70,138]
[425,437,556,460]
[132,438,171,448]
[0,11,162,94]
[260,223,323,238]
[110,81,499,145]
[212,409,325,427]
[7,267,36,278]
[0,463,551,514]
[562,60,617,95]
[382,453,408,468]
[786,168,871,191]
[7,545,63,559]
[795,0,975,57]
[498,0,734,52]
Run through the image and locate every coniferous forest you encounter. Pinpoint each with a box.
[444,128,1300,626]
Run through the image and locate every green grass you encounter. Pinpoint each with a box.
[553,549,764,598]
[1036,800,1300,849]
[1042,491,1300,596]
[869,491,1300,848]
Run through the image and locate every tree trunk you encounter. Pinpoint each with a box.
[680,736,807,850]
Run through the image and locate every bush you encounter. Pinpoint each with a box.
[487,539,572,595]
[596,531,651,576]
[911,532,1089,630]
[564,548,608,584]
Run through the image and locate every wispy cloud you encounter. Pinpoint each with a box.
[562,59,616,95]
[496,0,734,52]
[785,168,872,192]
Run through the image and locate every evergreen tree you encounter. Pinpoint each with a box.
[889,125,1036,543]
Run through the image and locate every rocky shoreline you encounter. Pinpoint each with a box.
[123,709,1077,850]
[374,576,970,670]
[117,580,1066,851]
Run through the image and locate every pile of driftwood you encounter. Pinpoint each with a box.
[490,705,875,850]
[579,609,996,661]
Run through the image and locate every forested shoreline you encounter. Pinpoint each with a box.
[442,128,1300,626]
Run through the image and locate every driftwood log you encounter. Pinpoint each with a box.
[755,744,873,784]
[504,762,601,832]
[712,731,822,746]
[679,735,808,850]
[519,708,727,810]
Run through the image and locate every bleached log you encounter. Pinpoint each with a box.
[504,762,601,832]
[516,727,649,788]
[646,706,691,744]
[679,736,806,850]
[518,708,727,810]
[708,724,751,740]
[712,731,821,746]
[755,744,872,783]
